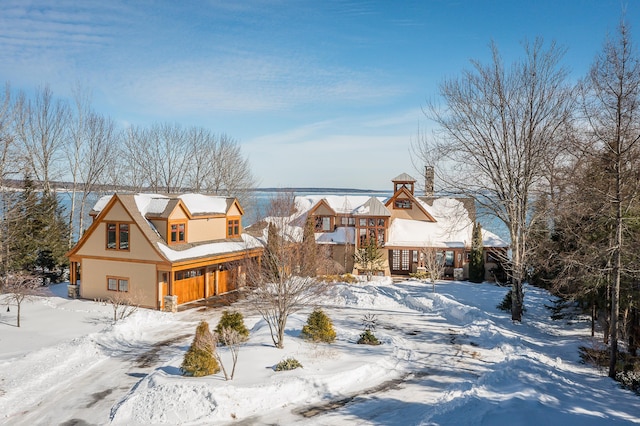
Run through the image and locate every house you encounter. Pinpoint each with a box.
[261,172,508,280]
[66,193,263,311]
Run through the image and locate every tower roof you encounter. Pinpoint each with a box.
[392,172,416,183]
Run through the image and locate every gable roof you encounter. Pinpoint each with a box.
[386,187,436,222]
[91,193,240,219]
[74,193,260,264]
[297,195,390,217]
[386,197,508,249]
[354,197,391,217]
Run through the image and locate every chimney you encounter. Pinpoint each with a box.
[424,166,434,196]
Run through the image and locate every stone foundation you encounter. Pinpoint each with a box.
[163,295,178,313]
[67,284,79,299]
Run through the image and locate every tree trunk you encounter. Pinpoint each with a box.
[608,193,623,378]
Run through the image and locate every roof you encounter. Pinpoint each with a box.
[91,193,235,218]
[83,193,261,264]
[392,172,416,183]
[353,197,391,217]
[296,195,390,217]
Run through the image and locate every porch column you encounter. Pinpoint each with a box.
[67,262,79,299]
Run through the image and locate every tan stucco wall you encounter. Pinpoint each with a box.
[76,221,163,262]
[169,207,188,220]
[188,217,227,242]
[389,203,431,221]
[80,258,158,308]
[228,203,242,216]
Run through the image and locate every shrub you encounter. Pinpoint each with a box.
[181,347,220,377]
[497,290,511,312]
[357,329,381,345]
[409,270,429,280]
[181,321,220,377]
[301,308,336,343]
[274,357,303,371]
[215,310,249,344]
[497,290,526,313]
[317,273,358,284]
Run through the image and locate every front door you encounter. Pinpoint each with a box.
[390,249,412,275]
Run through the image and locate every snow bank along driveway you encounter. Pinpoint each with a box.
[1,279,639,425]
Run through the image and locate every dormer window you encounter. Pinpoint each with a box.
[170,222,186,243]
[227,218,240,238]
[394,199,412,209]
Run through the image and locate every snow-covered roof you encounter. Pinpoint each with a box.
[157,233,263,262]
[295,195,389,216]
[387,218,471,248]
[92,193,233,218]
[386,197,508,249]
[87,193,258,264]
[315,227,356,245]
[253,192,509,249]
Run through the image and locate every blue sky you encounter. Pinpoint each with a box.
[0,1,636,189]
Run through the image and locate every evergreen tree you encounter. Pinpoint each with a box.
[301,308,336,343]
[9,175,40,272]
[181,321,219,377]
[299,216,317,277]
[353,236,385,281]
[7,175,70,281]
[469,222,484,283]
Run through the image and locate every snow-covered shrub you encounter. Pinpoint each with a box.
[181,321,220,377]
[215,310,249,344]
[357,329,381,345]
[301,308,336,343]
[274,357,303,371]
[616,370,640,394]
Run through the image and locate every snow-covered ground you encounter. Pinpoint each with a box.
[1,279,638,425]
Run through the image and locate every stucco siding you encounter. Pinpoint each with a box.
[75,222,163,262]
[188,217,227,242]
[80,258,158,308]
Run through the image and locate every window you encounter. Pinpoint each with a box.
[175,269,204,281]
[314,216,332,232]
[227,218,240,238]
[357,217,387,247]
[445,250,454,267]
[340,216,355,226]
[394,199,412,209]
[170,222,186,243]
[106,223,130,251]
[107,277,129,292]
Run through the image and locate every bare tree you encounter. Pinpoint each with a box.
[0,83,21,279]
[213,327,243,380]
[66,85,115,245]
[151,123,190,193]
[14,85,69,195]
[578,20,640,378]
[246,192,325,348]
[416,38,574,321]
[97,291,140,323]
[421,247,445,292]
[1,272,42,327]
[193,132,258,206]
